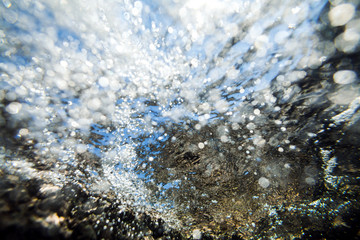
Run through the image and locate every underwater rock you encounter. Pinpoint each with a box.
[0,171,184,240]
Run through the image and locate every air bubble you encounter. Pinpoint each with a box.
[5,102,22,114]
[99,77,110,87]
[192,229,202,240]
[333,70,357,85]
[329,4,355,27]
[258,177,270,188]
[305,177,316,185]
[76,144,87,153]
[220,135,229,142]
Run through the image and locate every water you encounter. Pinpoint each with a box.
[1,0,360,238]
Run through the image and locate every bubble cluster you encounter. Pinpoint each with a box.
[1,0,359,238]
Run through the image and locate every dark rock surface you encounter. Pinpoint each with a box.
[0,171,184,240]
